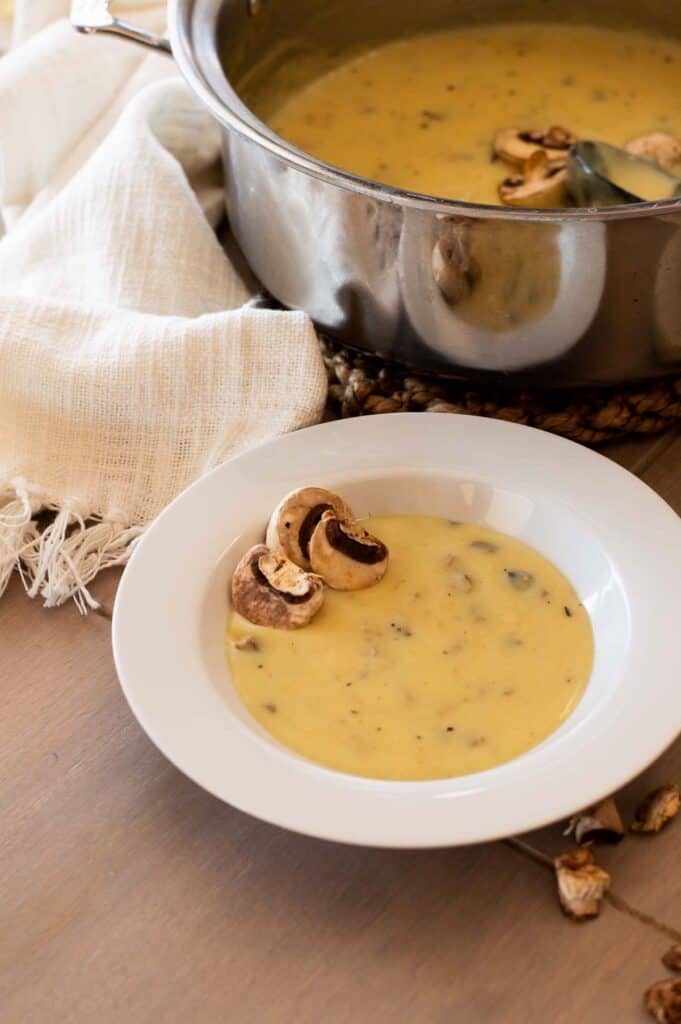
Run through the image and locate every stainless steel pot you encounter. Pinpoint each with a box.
[73,0,681,385]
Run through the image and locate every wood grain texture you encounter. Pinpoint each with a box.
[2,430,680,1024]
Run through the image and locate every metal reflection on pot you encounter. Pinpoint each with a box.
[400,214,606,372]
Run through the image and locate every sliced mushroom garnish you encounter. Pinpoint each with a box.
[309,511,389,590]
[630,784,680,834]
[494,125,577,168]
[645,978,681,1023]
[625,133,681,178]
[432,223,481,306]
[266,487,352,570]
[564,797,625,845]
[231,544,324,629]
[499,150,568,208]
[554,848,611,921]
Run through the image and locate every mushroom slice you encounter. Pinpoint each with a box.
[564,797,625,845]
[645,978,681,1023]
[231,544,324,629]
[266,487,352,570]
[499,150,568,208]
[309,512,389,590]
[630,784,680,834]
[625,133,681,178]
[494,125,577,168]
[554,848,611,921]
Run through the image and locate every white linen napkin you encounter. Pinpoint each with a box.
[0,2,328,612]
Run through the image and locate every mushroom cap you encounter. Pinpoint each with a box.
[499,151,568,208]
[309,512,389,591]
[625,132,681,177]
[266,487,353,570]
[231,544,324,629]
[494,126,577,168]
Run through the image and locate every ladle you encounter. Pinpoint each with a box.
[567,140,681,207]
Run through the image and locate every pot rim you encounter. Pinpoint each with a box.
[169,0,681,223]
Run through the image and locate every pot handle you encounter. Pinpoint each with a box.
[70,1,172,54]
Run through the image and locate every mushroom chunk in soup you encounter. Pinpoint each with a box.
[227,516,593,781]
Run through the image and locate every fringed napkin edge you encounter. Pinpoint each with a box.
[0,476,144,613]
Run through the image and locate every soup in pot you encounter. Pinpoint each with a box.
[269,23,681,205]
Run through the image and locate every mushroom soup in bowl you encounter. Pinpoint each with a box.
[227,509,593,782]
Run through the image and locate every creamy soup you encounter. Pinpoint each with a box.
[269,23,681,204]
[227,516,593,781]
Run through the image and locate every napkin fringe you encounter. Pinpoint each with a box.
[0,480,143,613]
[0,481,40,599]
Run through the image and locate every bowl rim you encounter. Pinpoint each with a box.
[170,0,681,222]
[112,413,681,848]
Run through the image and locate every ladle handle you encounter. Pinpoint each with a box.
[70,1,171,54]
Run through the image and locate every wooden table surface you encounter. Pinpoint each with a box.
[2,427,681,1024]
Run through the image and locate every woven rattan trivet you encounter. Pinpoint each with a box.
[321,338,681,444]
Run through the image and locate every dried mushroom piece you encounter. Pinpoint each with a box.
[309,511,389,591]
[564,797,625,845]
[432,222,481,306]
[494,125,577,168]
[554,848,611,921]
[631,784,680,834]
[625,133,681,178]
[499,150,568,209]
[266,486,352,570]
[231,544,324,629]
[662,947,681,973]
[645,978,681,1023]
